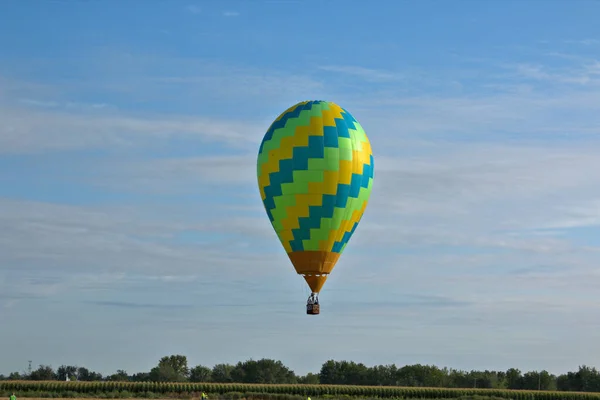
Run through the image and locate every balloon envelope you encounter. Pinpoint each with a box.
[257,100,374,293]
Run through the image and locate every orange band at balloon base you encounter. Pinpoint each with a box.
[287,251,340,293]
[287,251,340,274]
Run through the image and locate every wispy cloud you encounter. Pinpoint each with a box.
[223,11,240,17]
[563,39,600,46]
[18,98,59,108]
[6,52,600,157]
[150,66,324,103]
[0,105,262,154]
[510,62,600,85]
[186,5,201,14]
[318,65,403,82]
[19,98,109,110]
[86,300,194,309]
[96,155,256,193]
[0,198,270,277]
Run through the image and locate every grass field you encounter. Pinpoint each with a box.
[3,381,600,400]
[1,396,520,400]
[0,396,516,400]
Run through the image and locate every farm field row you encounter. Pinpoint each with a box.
[3,381,600,400]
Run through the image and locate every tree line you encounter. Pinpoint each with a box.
[2,355,600,393]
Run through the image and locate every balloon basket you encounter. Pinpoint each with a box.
[306,292,320,315]
[307,303,320,315]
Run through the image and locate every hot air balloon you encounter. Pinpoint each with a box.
[257,100,374,315]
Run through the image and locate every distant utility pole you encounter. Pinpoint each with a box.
[28,361,32,375]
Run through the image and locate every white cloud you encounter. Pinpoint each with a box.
[18,98,59,108]
[0,105,262,154]
[0,198,276,278]
[5,51,599,157]
[91,155,257,196]
[223,11,240,17]
[18,98,109,110]
[318,65,403,82]
[152,68,324,103]
[563,39,600,46]
[374,142,600,206]
[511,62,600,85]
[123,155,256,185]
[186,5,201,14]
[536,200,600,230]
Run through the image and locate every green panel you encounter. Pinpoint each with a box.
[281,180,309,195]
[330,206,347,230]
[302,237,321,251]
[293,169,324,184]
[352,125,368,142]
[339,147,353,161]
[338,137,352,149]
[307,157,327,170]
[324,147,340,171]
[310,223,332,242]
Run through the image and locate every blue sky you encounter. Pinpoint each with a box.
[2,0,600,378]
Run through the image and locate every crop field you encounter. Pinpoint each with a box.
[3,381,600,400]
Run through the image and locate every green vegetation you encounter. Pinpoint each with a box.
[2,355,600,400]
[2,381,600,400]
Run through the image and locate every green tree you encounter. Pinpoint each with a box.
[557,365,600,392]
[156,355,189,380]
[149,364,183,382]
[470,370,499,389]
[230,358,297,384]
[339,361,370,386]
[107,370,129,381]
[521,370,556,391]
[319,360,342,384]
[396,364,446,387]
[211,364,234,383]
[448,369,470,388]
[368,364,398,386]
[298,372,320,384]
[505,368,522,389]
[148,355,189,382]
[77,367,103,381]
[30,365,56,380]
[57,365,78,381]
[578,365,600,392]
[7,372,21,380]
[131,372,151,382]
[190,365,212,382]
